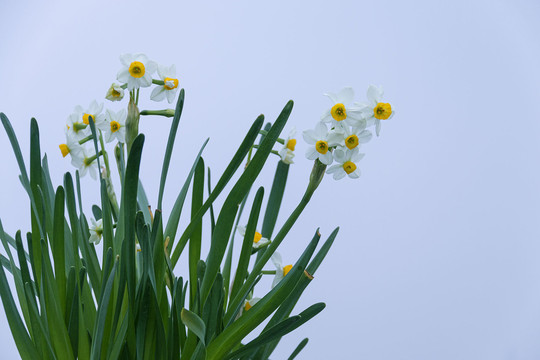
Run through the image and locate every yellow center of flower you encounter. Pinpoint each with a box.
[345,135,359,150]
[283,265,293,277]
[331,103,347,121]
[254,232,262,243]
[129,61,145,78]
[315,140,328,154]
[136,245,142,252]
[374,102,392,120]
[343,161,356,174]
[163,77,179,90]
[83,113,92,125]
[110,121,120,133]
[112,89,121,97]
[286,139,296,151]
[59,144,70,157]
[244,302,253,311]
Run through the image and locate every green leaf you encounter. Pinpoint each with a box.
[261,160,289,240]
[224,316,300,360]
[157,88,185,210]
[164,139,209,252]
[207,227,319,360]
[288,338,309,360]
[52,186,67,316]
[200,101,293,307]
[170,115,265,267]
[0,258,40,360]
[229,187,264,302]
[181,308,206,345]
[189,157,205,308]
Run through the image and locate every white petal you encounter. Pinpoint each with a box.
[367,85,383,103]
[333,148,346,163]
[333,169,346,180]
[348,169,361,179]
[271,252,282,268]
[117,68,131,83]
[302,129,318,144]
[319,152,334,165]
[166,89,177,104]
[314,122,329,139]
[237,225,246,236]
[375,119,381,136]
[320,110,332,122]
[306,147,319,160]
[336,87,354,104]
[326,164,341,174]
[324,92,339,104]
[150,86,166,101]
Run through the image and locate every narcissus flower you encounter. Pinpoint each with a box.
[71,147,99,180]
[89,218,103,245]
[74,100,106,127]
[321,87,364,127]
[356,85,394,136]
[302,122,334,165]
[117,53,157,90]
[66,111,89,140]
[271,252,293,288]
[327,121,372,150]
[151,64,180,104]
[243,297,261,312]
[278,127,296,164]
[98,109,127,143]
[105,83,125,102]
[326,147,364,180]
[59,130,84,162]
[237,225,270,249]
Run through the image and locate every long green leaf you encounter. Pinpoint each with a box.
[181,308,206,345]
[157,88,185,210]
[200,101,293,307]
[170,115,265,267]
[189,157,205,308]
[52,186,67,316]
[207,228,319,360]
[288,338,309,360]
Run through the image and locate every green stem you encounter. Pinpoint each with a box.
[259,129,284,144]
[152,79,165,86]
[78,135,93,145]
[135,88,140,106]
[260,270,276,275]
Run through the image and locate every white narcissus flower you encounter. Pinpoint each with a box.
[105,83,125,102]
[327,121,372,150]
[74,100,106,128]
[89,218,103,245]
[243,297,261,312]
[271,252,293,288]
[150,64,180,103]
[278,127,296,164]
[302,122,334,165]
[66,110,89,140]
[117,53,157,91]
[237,225,270,249]
[98,109,127,143]
[326,147,364,180]
[320,87,365,127]
[71,147,99,180]
[59,129,84,164]
[355,85,394,136]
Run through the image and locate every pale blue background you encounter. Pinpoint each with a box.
[1,0,540,359]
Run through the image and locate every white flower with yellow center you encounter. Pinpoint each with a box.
[321,87,364,127]
[98,109,127,143]
[278,127,296,164]
[356,85,394,136]
[150,64,180,104]
[117,53,157,91]
[243,297,261,312]
[71,147,99,180]
[302,122,334,165]
[66,111,89,140]
[105,83,125,102]
[326,147,364,180]
[74,100,106,128]
[237,225,270,249]
[327,121,372,150]
[59,129,84,163]
[271,252,293,288]
[89,218,103,245]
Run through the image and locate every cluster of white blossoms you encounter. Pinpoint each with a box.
[303,86,394,180]
[59,53,181,181]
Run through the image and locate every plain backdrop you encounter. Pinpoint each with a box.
[1,1,540,359]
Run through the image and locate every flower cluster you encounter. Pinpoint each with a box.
[59,53,181,179]
[303,86,394,180]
